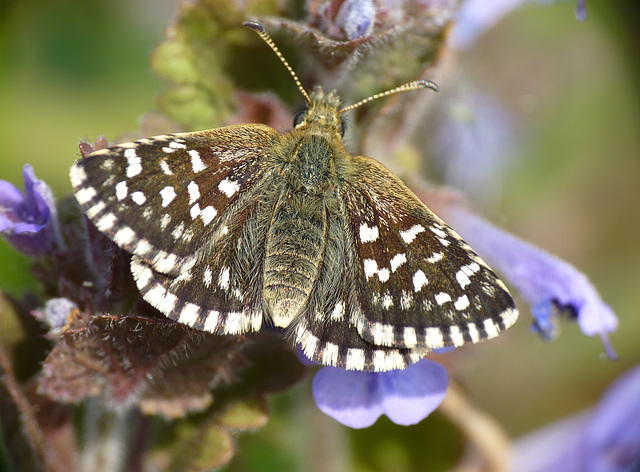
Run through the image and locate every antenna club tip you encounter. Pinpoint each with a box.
[418,80,439,92]
[242,21,265,33]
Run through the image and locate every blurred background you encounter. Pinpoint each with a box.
[1,0,639,470]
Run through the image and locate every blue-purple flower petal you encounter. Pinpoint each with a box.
[575,0,586,21]
[584,364,640,472]
[335,0,376,40]
[0,164,56,256]
[312,359,448,428]
[313,367,382,428]
[513,365,640,472]
[442,205,617,356]
[378,360,448,426]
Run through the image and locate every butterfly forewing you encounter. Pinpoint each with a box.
[70,125,281,276]
[343,155,518,351]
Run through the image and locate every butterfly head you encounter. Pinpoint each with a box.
[293,86,345,139]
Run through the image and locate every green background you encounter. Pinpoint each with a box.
[0,0,639,470]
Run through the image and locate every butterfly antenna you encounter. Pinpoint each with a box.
[243,21,311,105]
[338,80,439,114]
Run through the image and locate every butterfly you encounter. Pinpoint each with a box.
[69,21,517,372]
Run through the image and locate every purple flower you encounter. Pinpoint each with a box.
[512,364,640,472]
[312,358,448,428]
[335,0,376,40]
[0,164,57,256]
[575,0,586,21]
[441,202,618,358]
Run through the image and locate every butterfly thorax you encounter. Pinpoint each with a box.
[262,87,346,328]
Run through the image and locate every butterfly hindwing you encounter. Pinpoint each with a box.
[342,155,518,351]
[130,173,286,334]
[290,197,429,371]
[70,124,281,276]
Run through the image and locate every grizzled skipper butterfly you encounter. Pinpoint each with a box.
[70,22,517,372]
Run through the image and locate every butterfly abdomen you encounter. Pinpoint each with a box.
[263,190,327,328]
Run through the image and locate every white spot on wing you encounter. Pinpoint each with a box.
[115,181,128,201]
[412,270,428,292]
[467,322,480,342]
[154,253,178,273]
[454,294,470,311]
[400,224,425,243]
[125,150,142,178]
[430,226,447,239]
[363,259,378,279]
[372,350,404,372]
[403,327,417,347]
[400,291,413,310]
[160,214,171,229]
[169,141,186,149]
[435,292,452,305]
[135,239,152,255]
[372,322,394,345]
[449,326,464,346]
[331,301,344,320]
[425,328,444,348]
[456,262,480,289]
[359,223,379,243]
[131,260,153,288]
[101,159,114,170]
[171,222,185,240]
[322,342,339,366]
[203,267,212,287]
[190,203,201,219]
[484,319,499,338]
[390,253,407,272]
[224,312,246,334]
[75,186,96,204]
[97,212,116,231]
[189,150,206,173]
[501,308,518,328]
[131,191,146,205]
[218,178,240,198]
[219,267,230,290]
[203,310,220,332]
[159,160,173,175]
[160,186,176,207]
[187,181,200,204]
[114,226,135,245]
[179,303,200,327]
[70,164,87,187]
[200,206,217,225]
[346,348,365,371]
[427,252,443,263]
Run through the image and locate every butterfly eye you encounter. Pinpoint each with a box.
[339,118,347,137]
[293,110,307,128]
